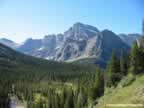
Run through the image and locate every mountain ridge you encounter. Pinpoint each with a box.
[119,33,141,46]
[0,22,131,66]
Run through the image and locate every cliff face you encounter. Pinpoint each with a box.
[0,23,130,66]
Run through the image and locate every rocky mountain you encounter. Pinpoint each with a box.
[54,23,100,61]
[119,33,141,46]
[17,38,42,55]
[0,23,131,66]
[54,23,130,63]
[100,30,130,61]
[0,38,19,49]
[16,23,129,67]
[32,34,64,59]
[17,34,64,60]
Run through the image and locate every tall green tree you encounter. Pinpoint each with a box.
[89,67,104,101]
[120,49,128,75]
[64,88,74,108]
[128,42,141,74]
[106,51,120,87]
[138,36,144,73]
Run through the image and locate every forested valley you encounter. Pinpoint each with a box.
[0,35,144,108]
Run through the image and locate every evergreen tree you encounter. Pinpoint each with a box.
[59,87,67,108]
[106,51,120,87]
[64,88,74,108]
[120,49,127,75]
[89,67,104,101]
[54,94,59,108]
[138,36,144,73]
[77,86,88,108]
[48,90,53,108]
[128,42,141,74]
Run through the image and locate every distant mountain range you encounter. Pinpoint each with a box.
[119,33,142,46]
[0,38,19,49]
[0,22,141,66]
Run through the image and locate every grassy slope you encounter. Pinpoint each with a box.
[66,56,106,68]
[96,75,144,108]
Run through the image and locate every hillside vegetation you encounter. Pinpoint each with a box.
[0,35,144,108]
[96,74,144,108]
[0,43,104,108]
[96,36,144,108]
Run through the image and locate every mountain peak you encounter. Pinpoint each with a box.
[0,38,14,43]
[73,22,85,27]
[64,22,99,40]
[0,38,19,49]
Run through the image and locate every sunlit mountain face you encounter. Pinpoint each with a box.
[0,23,130,67]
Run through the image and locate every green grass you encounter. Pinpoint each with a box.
[66,56,106,68]
[96,75,144,108]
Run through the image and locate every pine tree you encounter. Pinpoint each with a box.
[138,36,144,73]
[96,67,104,97]
[64,88,74,108]
[89,67,104,101]
[106,51,120,87]
[120,49,127,75]
[128,42,140,74]
[77,89,86,108]
[59,87,67,108]
[54,94,59,108]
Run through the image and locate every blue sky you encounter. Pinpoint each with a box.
[0,0,143,43]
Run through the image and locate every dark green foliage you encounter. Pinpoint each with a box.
[64,88,74,108]
[59,88,66,108]
[120,49,128,75]
[0,94,10,108]
[128,42,143,74]
[76,87,88,108]
[128,42,139,74]
[0,43,103,108]
[89,67,104,101]
[106,35,144,88]
[106,51,121,87]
